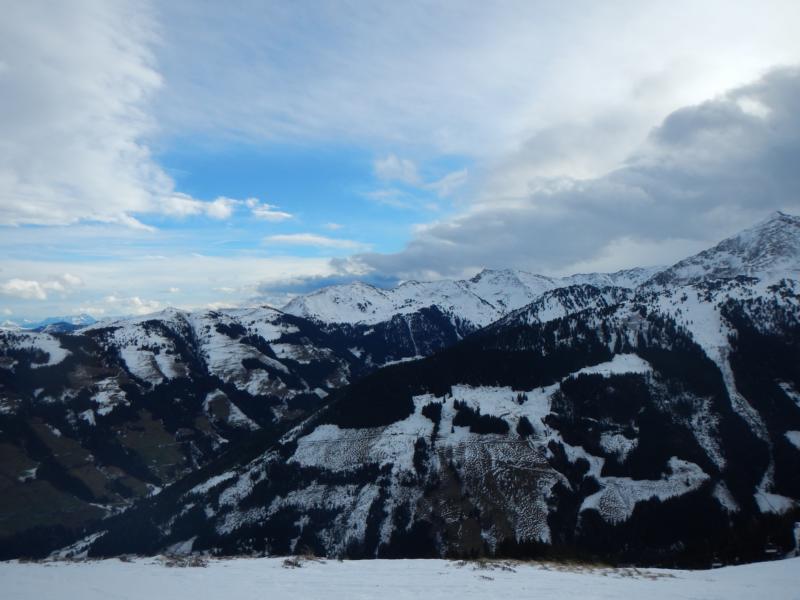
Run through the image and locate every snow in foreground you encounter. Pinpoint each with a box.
[2,556,798,600]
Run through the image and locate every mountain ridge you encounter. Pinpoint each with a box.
[281,266,663,327]
[2,211,800,564]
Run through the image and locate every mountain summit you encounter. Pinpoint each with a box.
[648,211,800,286]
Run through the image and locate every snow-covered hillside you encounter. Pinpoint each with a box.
[1,555,798,600]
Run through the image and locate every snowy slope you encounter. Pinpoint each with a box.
[2,555,798,600]
[563,266,664,288]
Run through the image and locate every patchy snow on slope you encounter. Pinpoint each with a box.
[713,482,740,513]
[2,555,798,600]
[79,409,96,426]
[291,405,434,475]
[580,457,710,524]
[572,354,652,378]
[380,355,425,367]
[28,333,71,367]
[203,390,260,431]
[785,431,800,450]
[0,330,70,368]
[118,346,167,383]
[779,381,800,409]
[188,472,238,496]
[268,483,382,554]
[756,491,798,514]
[755,469,798,515]
[644,282,770,440]
[446,384,555,434]
[599,432,638,461]
[91,378,129,416]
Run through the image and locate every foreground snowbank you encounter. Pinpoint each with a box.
[1,556,797,600]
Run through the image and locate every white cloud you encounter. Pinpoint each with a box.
[250,201,293,222]
[374,154,420,185]
[161,194,241,220]
[365,163,468,209]
[352,68,800,279]
[0,3,267,228]
[3,2,800,319]
[264,233,366,250]
[0,1,165,227]
[203,301,239,311]
[103,294,162,315]
[425,168,468,197]
[60,273,83,287]
[362,189,416,210]
[158,194,293,221]
[156,1,800,168]
[0,273,83,301]
[323,222,343,230]
[0,279,47,300]
[206,197,237,219]
[0,252,335,320]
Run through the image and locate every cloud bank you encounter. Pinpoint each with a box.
[343,67,800,280]
[0,1,258,228]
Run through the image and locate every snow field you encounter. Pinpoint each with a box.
[1,556,798,600]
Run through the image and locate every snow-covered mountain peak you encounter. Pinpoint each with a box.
[648,211,800,286]
[281,281,395,324]
[469,267,525,284]
[563,266,665,289]
[282,266,661,326]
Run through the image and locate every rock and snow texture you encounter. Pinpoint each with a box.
[2,556,799,600]
[0,330,70,369]
[579,457,710,525]
[647,211,800,286]
[0,306,369,549]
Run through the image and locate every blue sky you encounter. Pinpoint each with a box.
[156,141,469,255]
[2,1,800,321]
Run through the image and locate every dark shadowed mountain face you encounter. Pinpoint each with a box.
[72,275,800,567]
[3,212,800,566]
[0,305,473,557]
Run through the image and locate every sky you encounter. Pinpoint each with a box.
[1,0,800,321]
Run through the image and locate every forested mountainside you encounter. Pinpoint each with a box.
[0,305,475,557]
[2,212,800,565]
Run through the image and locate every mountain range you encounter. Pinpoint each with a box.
[1,211,799,565]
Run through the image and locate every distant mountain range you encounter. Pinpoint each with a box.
[1,314,97,333]
[1,211,799,566]
[281,266,662,326]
